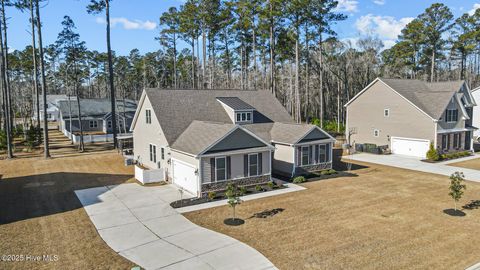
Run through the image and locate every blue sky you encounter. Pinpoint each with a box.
[7,0,480,55]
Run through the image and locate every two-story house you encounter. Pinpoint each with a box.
[345,78,477,158]
[130,89,335,197]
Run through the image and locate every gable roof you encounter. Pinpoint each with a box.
[216,97,256,110]
[345,78,466,120]
[139,89,294,145]
[58,99,137,119]
[171,121,272,156]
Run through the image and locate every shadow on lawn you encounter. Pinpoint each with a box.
[248,208,285,219]
[463,200,480,210]
[0,172,132,224]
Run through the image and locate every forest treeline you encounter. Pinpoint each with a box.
[0,0,479,157]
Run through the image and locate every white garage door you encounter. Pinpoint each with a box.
[172,159,198,195]
[391,137,430,158]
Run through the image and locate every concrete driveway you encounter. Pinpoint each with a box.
[343,153,480,183]
[75,184,276,270]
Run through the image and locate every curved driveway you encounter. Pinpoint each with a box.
[75,184,276,270]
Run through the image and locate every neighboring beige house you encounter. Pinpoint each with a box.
[345,78,477,158]
[130,89,335,197]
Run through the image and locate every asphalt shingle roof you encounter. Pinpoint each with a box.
[216,97,256,110]
[58,99,137,119]
[144,89,295,145]
[380,78,465,119]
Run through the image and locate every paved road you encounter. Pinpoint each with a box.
[343,153,480,183]
[75,184,276,270]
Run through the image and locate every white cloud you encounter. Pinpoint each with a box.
[335,0,358,12]
[355,14,414,40]
[468,3,480,15]
[96,17,157,30]
[373,0,385,5]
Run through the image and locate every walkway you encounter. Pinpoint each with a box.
[343,153,480,183]
[75,183,277,270]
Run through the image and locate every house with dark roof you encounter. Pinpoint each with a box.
[33,94,77,122]
[345,78,477,158]
[58,98,137,137]
[130,89,335,196]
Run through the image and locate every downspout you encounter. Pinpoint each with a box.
[291,146,296,178]
[197,157,202,198]
[433,120,438,149]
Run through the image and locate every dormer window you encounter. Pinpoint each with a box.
[446,109,458,123]
[236,112,252,123]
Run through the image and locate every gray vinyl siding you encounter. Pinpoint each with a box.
[64,119,104,133]
[298,128,330,143]
[347,80,436,146]
[437,97,467,130]
[201,150,270,183]
[205,129,267,154]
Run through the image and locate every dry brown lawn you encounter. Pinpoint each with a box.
[185,162,480,270]
[0,130,136,269]
[448,156,480,170]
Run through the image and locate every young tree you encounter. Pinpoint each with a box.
[419,3,453,82]
[225,183,242,221]
[449,172,466,212]
[87,0,118,149]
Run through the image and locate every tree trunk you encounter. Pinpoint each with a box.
[173,32,177,88]
[319,34,324,128]
[75,64,84,152]
[202,27,207,89]
[252,16,257,90]
[305,23,309,121]
[30,0,40,144]
[191,37,195,88]
[430,49,435,82]
[106,0,117,149]
[269,0,275,96]
[295,25,300,123]
[0,3,11,158]
[35,0,49,158]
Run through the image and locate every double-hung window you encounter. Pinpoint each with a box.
[319,145,327,163]
[248,153,259,176]
[215,157,226,181]
[446,109,458,122]
[301,146,310,166]
[146,109,152,124]
[107,121,112,129]
[89,121,98,128]
[384,109,390,117]
[149,144,157,163]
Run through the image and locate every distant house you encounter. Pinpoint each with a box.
[345,78,477,158]
[33,94,77,122]
[58,98,137,138]
[471,86,480,139]
[131,89,335,197]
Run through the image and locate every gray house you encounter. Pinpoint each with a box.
[130,89,335,196]
[58,98,137,136]
[345,78,477,158]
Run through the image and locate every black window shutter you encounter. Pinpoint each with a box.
[309,146,313,164]
[297,147,301,165]
[210,158,215,182]
[258,153,263,175]
[226,156,231,179]
[314,145,319,164]
[244,154,248,177]
[326,143,330,161]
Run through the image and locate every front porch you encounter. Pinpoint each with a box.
[294,142,334,176]
[437,129,474,153]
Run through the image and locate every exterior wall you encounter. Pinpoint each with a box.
[102,117,134,134]
[200,150,271,184]
[347,80,435,147]
[272,144,294,175]
[472,90,480,138]
[437,97,466,130]
[293,141,334,176]
[201,175,270,194]
[133,95,170,171]
[64,119,105,133]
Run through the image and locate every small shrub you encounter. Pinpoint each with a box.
[207,191,216,201]
[320,170,329,175]
[239,186,247,196]
[328,169,337,174]
[267,181,276,189]
[255,185,263,192]
[292,176,306,183]
[426,143,440,161]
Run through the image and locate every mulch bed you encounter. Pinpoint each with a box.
[170,183,288,209]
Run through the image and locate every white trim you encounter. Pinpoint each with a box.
[197,125,274,156]
[294,125,336,145]
[170,148,197,157]
[130,90,147,131]
[145,108,153,124]
[390,136,430,143]
[248,153,259,177]
[384,108,390,117]
[454,94,470,120]
[198,146,272,158]
[215,156,227,182]
[295,138,336,146]
[344,78,436,121]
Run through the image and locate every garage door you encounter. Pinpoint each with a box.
[391,137,430,158]
[172,159,198,195]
